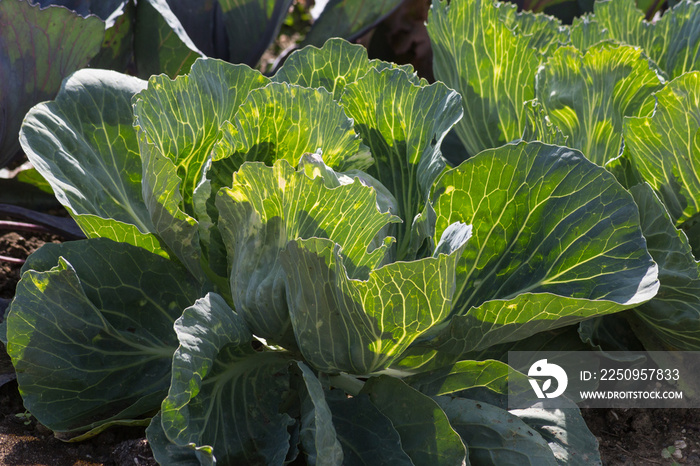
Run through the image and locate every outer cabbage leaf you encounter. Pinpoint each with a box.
[20,69,148,225]
[340,68,462,260]
[588,0,700,79]
[71,214,169,259]
[627,184,700,350]
[296,363,344,465]
[435,397,557,465]
[325,391,414,466]
[401,356,536,400]
[35,0,135,72]
[133,0,204,78]
[34,0,123,19]
[152,0,227,60]
[147,413,200,466]
[216,159,399,345]
[209,82,371,194]
[0,0,104,167]
[428,142,658,353]
[18,69,168,256]
[158,292,295,465]
[502,397,602,464]
[427,0,545,156]
[4,239,202,437]
[279,223,471,375]
[408,359,600,465]
[535,43,664,167]
[410,363,597,463]
[139,1,405,69]
[218,0,294,67]
[394,324,594,375]
[511,399,602,465]
[362,376,467,466]
[622,71,700,225]
[273,38,419,101]
[84,0,135,72]
[405,360,515,397]
[302,0,403,48]
[472,325,596,364]
[134,0,291,69]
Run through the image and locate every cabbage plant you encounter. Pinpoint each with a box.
[2,39,659,464]
[429,0,700,356]
[429,0,700,160]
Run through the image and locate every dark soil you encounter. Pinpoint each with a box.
[582,408,700,465]
[1,221,699,465]
[0,231,60,299]
[0,378,155,466]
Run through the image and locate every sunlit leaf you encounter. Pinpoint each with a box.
[535,43,663,166]
[428,141,658,353]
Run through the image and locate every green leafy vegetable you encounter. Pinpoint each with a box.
[273,38,418,100]
[510,398,602,465]
[133,0,203,78]
[428,0,550,157]
[579,0,700,79]
[535,43,663,166]
[34,0,135,72]
[216,159,398,345]
[297,363,344,465]
[325,392,413,466]
[132,0,404,73]
[428,142,658,354]
[341,67,462,259]
[8,37,661,463]
[5,239,202,438]
[627,184,700,351]
[622,71,700,225]
[18,69,163,254]
[281,223,469,374]
[436,396,557,465]
[362,376,467,466]
[218,0,294,67]
[160,292,295,465]
[211,82,369,178]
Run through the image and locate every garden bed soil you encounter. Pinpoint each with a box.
[1,227,699,465]
[0,379,155,466]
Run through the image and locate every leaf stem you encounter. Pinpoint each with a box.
[328,373,365,396]
[373,367,416,378]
